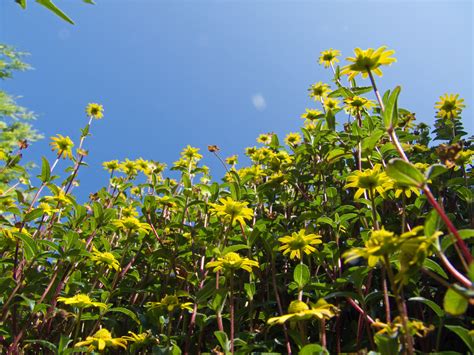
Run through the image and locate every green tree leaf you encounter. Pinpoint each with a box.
[386,158,425,187]
[443,288,468,316]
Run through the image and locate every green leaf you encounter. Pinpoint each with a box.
[16,232,37,260]
[36,0,75,24]
[294,264,310,289]
[441,229,474,252]
[16,0,27,9]
[386,158,425,187]
[222,244,249,254]
[383,86,400,130]
[299,343,327,355]
[424,209,442,238]
[23,208,44,223]
[40,157,51,182]
[423,258,448,280]
[408,297,445,317]
[445,325,474,353]
[425,164,448,180]
[214,331,230,353]
[443,288,468,316]
[374,333,399,355]
[105,307,140,324]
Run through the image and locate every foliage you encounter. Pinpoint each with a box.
[0,46,473,354]
[13,0,96,25]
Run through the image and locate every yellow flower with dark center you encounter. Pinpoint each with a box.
[146,295,193,312]
[119,159,138,176]
[245,146,258,156]
[284,132,302,147]
[318,48,341,68]
[308,82,331,100]
[257,133,273,145]
[50,134,74,159]
[344,228,399,267]
[206,252,259,273]
[225,155,238,166]
[57,294,107,309]
[301,108,324,121]
[345,164,391,199]
[112,216,151,234]
[85,103,104,119]
[209,197,253,226]
[341,46,396,81]
[267,299,338,325]
[74,329,127,351]
[323,97,341,111]
[278,229,322,260]
[344,96,375,115]
[90,249,121,271]
[435,93,465,120]
[102,160,119,172]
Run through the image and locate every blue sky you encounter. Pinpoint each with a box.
[1,0,472,197]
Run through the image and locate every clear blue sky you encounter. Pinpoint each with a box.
[1,0,472,197]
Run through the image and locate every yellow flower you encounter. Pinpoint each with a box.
[74,329,127,351]
[146,295,193,312]
[435,93,465,119]
[278,229,322,260]
[318,48,341,68]
[206,252,259,273]
[257,133,273,145]
[102,160,119,172]
[323,97,341,111]
[225,155,238,166]
[119,159,138,176]
[90,249,121,271]
[372,316,434,338]
[390,181,421,199]
[284,132,302,147]
[345,164,392,199]
[122,331,153,345]
[341,46,396,81]
[57,294,107,309]
[301,108,324,121]
[85,103,104,119]
[267,299,338,325]
[181,145,203,161]
[209,197,253,226]
[38,202,58,216]
[344,96,375,115]
[50,134,74,159]
[344,228,399,267]
[112,216,151,234]
[308,82,331,100]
